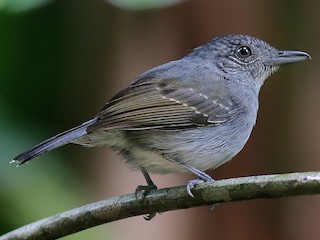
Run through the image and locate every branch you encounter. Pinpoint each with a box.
[2,172,320,240]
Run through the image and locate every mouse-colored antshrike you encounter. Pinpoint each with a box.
[12,34,310,197]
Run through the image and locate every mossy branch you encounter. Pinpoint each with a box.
[2,172,320,240]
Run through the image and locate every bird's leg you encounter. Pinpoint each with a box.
[141,167,157,189]
[183,165,214,197]
[179,164,220,210]
[135,167,158,194]
[162,154,214,197]
[135,167,158,220]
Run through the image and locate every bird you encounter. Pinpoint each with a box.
[12,34,310,198]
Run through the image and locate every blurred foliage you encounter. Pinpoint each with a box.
[0,3,65,125]
[0,2,108,239]
[0,0,54,12]
[107,0,185,10]
[0,0,187,12]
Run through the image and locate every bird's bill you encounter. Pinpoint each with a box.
[266,50,311,66]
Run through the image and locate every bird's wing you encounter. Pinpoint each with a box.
[88,75,238,132]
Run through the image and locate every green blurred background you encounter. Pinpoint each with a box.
[1,0,319,239]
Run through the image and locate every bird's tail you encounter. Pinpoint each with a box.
[11,119,96,166]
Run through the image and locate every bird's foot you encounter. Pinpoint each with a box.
[187,175,214,197]
[135,184,157,198]
[135,184,158,220]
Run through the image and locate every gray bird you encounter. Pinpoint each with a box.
[12,34,310,198]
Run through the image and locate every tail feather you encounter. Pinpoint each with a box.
[12,119,96,165]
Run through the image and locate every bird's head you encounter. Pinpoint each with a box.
[189,34,311,91]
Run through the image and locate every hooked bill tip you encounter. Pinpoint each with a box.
[281,50,311,60]
[265,50,311,66]
[268,50,311,65]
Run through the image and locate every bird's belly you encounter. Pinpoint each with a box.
[121,121,254,174]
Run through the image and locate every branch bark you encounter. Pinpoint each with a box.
[2,172,320,240]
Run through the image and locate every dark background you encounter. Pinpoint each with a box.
[1,0,319,239]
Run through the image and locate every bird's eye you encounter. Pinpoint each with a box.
[236,46,252,58]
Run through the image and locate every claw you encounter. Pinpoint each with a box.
[135,184,157,199]
[135,184,158,220]
[144,212,156,220]
[186,175,214,197]
[186,179,205,197]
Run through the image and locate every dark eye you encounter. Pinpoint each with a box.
[236,46,252,58]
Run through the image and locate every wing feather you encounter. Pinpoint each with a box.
[88,76,236,132]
